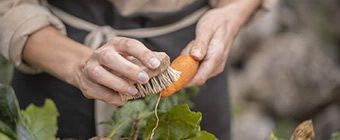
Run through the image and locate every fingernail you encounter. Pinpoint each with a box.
[127,86,138,95]
[138,71,149,83]
[149,57,160,68]
[191,49,201,59]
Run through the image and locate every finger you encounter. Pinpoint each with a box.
[97,86,126,106]
[190,22,215,61]
[85,63,138,96]
[208,25,232,77]
[210,60,226,78]
[79,76,126,106]
[110,37,161,69]
[209,47,230,77]
[95,48,150,84]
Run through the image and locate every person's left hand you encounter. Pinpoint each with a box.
[182,0,261,87]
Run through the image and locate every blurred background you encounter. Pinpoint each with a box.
[229,0,340,139]
[1,0,340,140]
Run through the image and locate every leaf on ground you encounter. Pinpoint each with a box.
[143,104,202,140]
[21,99,58,140]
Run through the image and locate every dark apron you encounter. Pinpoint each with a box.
[12,0,230,139]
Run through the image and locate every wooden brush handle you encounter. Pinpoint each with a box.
[120,52,171,101]
[129,52,170,78]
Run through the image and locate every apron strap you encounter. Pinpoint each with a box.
[47,4,209,48]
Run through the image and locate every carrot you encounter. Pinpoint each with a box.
[160,55,199,97]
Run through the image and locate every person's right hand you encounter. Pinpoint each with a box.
[71,37,161,106]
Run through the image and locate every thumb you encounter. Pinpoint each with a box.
[190,27,214,61]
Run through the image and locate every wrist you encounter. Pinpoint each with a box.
[23,26,93,86]
[62,42,93,87]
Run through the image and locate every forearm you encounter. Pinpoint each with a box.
[23,26,92,85]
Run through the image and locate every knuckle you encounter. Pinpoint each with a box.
[125,39,140,47]
[99,50,114,64]
[141,50,153,60]
[83,93,93,99]
[81,88,92,98]
[87,65,101,80]
[116,37,132,49]
[80,87,90,97]
[81,87,95,99]
[93,50,103,60]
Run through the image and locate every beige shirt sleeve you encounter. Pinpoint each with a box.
[0,0,65,74]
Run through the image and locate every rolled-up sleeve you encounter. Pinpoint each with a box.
[0,0,65,74]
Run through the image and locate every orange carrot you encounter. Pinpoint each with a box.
[160,55,199,97]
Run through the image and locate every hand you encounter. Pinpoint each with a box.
[183,0,261,87]
[72,37,161,105]
[23,27,162,106]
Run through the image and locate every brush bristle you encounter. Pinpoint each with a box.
[120,67,181,101]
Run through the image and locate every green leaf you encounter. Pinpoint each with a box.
[143,104,202,140]
[106,87,216,140]
[0,84,20,139]
[269,131,283,140]
[189,131,217,140]
[0,121,16,139]
[0,85,20,129]
[107,100,151,138]
[0,132,12,140]
[21,99,58,140]
[145,90,193,112]
[16,120,35,140]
